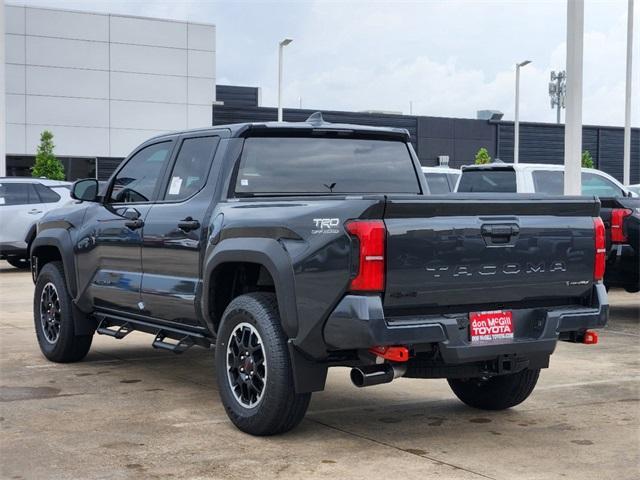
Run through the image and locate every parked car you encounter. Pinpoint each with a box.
[31,116,607,436]
[457,163,640,292]
[421,166,460,193]
[0,177,72,269]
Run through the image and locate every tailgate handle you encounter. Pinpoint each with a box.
[482,224,520,243]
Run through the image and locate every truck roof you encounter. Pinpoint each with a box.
[147,112,411,142]
[461,162,594,172]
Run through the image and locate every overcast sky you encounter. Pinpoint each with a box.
[15,0,640,126]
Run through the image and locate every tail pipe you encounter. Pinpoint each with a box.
[350,363,407,388]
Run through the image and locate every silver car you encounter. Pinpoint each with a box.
[0,178,72,269]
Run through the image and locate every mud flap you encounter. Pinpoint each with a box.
[287,341,328,393]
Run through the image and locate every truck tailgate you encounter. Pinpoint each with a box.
[383,194,600,312]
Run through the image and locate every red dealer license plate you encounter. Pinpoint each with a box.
[470,310,514,342]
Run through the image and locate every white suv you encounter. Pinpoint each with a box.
[0,178,73,269]
[456,163,635,198]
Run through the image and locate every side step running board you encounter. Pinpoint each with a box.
[96,318,133,339]
[153,332,195,353]
[94,313,212,354]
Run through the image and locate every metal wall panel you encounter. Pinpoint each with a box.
[216,85,260,107]
[497,122,639,182]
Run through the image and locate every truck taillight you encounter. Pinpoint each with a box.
[610,208,632,244]
[594,217,606,282]
[345,220,385,292]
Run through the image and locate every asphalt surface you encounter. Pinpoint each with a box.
[0,260,638,480]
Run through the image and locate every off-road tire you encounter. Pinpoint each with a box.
[33,261,93,362]
[448,368,540,410]
[215,292,311,436]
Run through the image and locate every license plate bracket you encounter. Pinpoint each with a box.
[469,310,514,342]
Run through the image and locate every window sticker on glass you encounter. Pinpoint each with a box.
[0,197,5,205]
[241,179,249,186]
[168,176,183,195]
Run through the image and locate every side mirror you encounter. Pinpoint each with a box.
[71,178,99,202]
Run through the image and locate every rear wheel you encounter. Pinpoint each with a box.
[215,292,311,436]
[448,368,540,410]
[33,261,93,363]
[7,256,29,269]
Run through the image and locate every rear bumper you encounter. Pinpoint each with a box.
[323,284,609,364]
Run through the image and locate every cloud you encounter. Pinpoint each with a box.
[17,0,640,126]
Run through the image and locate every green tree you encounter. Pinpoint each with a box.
[581,150,594,169]
[32,130,65,180]
[474,147,491,165]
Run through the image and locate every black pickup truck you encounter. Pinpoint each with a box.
[31,114,608,436]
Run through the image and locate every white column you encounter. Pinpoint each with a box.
[623,0,634,186]
[277,43,284,122]
[0,1,6,177]
[277,38,292,122]
[564,0,584,195]
[514,65,521,164]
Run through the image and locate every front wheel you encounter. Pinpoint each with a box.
[33,261,93,363]
[448,368,540,410]
[215,292,311,436]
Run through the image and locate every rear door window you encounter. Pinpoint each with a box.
[457,170,517,192]
[234,137,420,195]
[164,136,219,201]
[0,183,34,206]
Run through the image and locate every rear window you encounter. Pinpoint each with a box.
[424,173,452,194]
[234,137,420,195]
[457,170,517,193]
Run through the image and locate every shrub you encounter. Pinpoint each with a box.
[474,147,491,165]
[32,130,65,181]
[581,150,594,169]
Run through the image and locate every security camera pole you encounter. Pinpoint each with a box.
[277,38,293,122]
[564,0,584,195]
[623,0,634,186]
[514,60,531,164]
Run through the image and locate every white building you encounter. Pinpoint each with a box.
[2,3,216,179]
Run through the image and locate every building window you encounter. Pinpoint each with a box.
[5,155,97,181]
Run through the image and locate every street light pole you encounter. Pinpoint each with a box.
[277,38,293,122]
[564,0,584,195]
[623,0,634,186]
[514,60,531,164]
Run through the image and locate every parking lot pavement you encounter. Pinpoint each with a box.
[0,261,638,480]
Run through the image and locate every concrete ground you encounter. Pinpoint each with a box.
[0,261,638,480]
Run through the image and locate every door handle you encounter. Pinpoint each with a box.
[481,224,520,244]
[124,218,145,230]
[178,217,200,232]
[28,209,43,214]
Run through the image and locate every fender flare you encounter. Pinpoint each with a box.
[31,230,96,336]
[202,237,298,338]
[31,229,78,297]
[24,224,37,248]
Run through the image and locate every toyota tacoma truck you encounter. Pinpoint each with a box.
[31,114,608,436]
